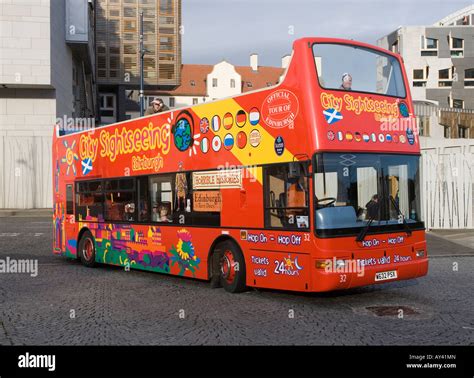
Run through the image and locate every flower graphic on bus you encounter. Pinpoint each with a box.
[170,228,201,276]
[61,140,79,176]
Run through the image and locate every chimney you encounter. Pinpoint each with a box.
[250,53,258,71]
[281,54,291,69]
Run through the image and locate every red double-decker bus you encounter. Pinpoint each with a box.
[52,37,428,293]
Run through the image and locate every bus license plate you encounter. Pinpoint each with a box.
[375,270,397,281]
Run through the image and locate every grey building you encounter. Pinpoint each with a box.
[0,0,97,209]
[378,5,474,110]
[95,0,182,124]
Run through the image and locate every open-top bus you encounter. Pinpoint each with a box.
[52,37,428,293]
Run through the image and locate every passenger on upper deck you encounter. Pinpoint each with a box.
[339,73,352,90]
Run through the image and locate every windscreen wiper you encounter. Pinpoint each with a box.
[356,215,376,242]
[389,195,412,237]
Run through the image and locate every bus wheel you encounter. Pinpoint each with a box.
[218,241,246,293]
[79,231,96,268]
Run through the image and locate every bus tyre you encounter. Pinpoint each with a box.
[218,241,246,293]
[79,231,96,268]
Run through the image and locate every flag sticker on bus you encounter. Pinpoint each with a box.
[212,135,222,151]
[236,110,247,127]
[81,158,93,175]
[249,108,260,125]
[323,108,343,125]
[249,129,261,147]
[212,115,220,131]
[201,137,209,153]
[236,131,247,149]
[200,117,209,134]
[224,134,234,150]
[223,113,233,130]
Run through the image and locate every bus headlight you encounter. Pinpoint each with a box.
[416,249,425,258]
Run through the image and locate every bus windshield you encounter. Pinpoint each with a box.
[314,153,422,237]
[313,43,406,98]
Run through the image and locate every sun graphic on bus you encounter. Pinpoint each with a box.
[61,140,79,176]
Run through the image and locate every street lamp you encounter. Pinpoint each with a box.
[139,11,145,117]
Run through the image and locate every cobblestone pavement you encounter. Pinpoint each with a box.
[0,217,473,345]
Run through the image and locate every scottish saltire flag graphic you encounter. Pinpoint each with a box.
[323,108,343,125]
[81,158,93,175]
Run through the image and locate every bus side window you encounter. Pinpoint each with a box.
[149,175,174,223]
[264,163,309,229]
[66,185,74,215]
[104,178,136,222]
[75,180,104,221]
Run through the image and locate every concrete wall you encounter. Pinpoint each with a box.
[50,0,74,119]
[0,88,55,208]
[0,0,76,208]
[0,0,51,87]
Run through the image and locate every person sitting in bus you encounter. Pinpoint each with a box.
[139,200,149,222]
[156,204,172,223]
[365,194,379,220]
[340,73,352,90]
[124,203,135,221]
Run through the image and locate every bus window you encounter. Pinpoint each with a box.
[66,185,74,215]
[264,163,309,229]
[313,43,406,98]
[75,180,104,221]
[104,178,136,222]
[314,153,421,235]
[149,175,174,223]
[137,177,150,222]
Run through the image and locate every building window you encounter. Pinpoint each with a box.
[452,98,464,109]
[438,68,454,87]
[190,80,195,86]
[417,116,430,137]
[450,37,464,57]
[464,68,474,87]
[230,79,235,88]
[247,82,253,88]
[391,39,399,53]
[169,97,175,107]
[458,126,469,139]
[421,36,438,56]
[444,126,451,139]
[159,0,173,14]
[413,69,425,80]
[413,68,428,87]
[212,78,218,87]
[192,98,198,105]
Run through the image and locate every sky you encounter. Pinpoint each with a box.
[182,0,474,67]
